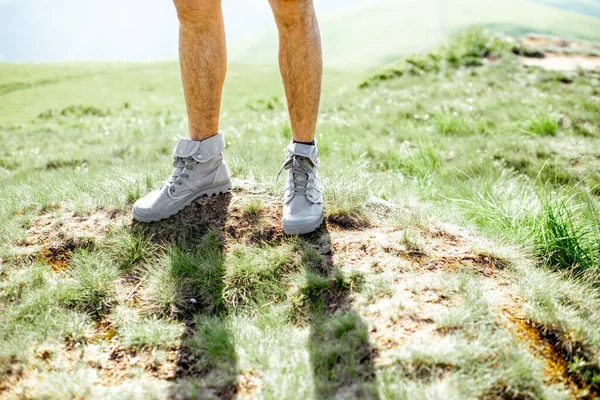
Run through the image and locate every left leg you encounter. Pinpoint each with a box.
[269,0,322,143]
[270,0,324,234]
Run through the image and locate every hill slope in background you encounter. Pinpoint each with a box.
[2,0,599,64]
[230,0,600,68]
[532,0,600,18]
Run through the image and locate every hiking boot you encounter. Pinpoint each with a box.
[277,141,324,235]
[132,132,231,222]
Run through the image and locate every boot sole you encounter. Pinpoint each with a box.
[283,213,325,235]
[132,182,232,223]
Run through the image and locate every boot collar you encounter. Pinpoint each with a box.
[286,141,319,167]
[173,131,225,163]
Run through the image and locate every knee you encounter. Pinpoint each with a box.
[269,0,313,28]
[173,0,221,24]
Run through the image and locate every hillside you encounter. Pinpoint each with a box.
[229,0,600,68]
[1,31,600,398]
[532,0,600,18]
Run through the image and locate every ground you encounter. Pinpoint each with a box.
[1,188,596,399]
[1,30,600,399]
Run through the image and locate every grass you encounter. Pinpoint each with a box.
[241,199,263,219]
[143,228,225,317]
[59,250,119,317]
[1,28,600,397]
[535,195,600,276]
[120,317,184,348]
[525,113,559,136]
[223,242,299,309]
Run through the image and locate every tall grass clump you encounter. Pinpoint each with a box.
[223,242,299,309]
[143,228,224,316]
[534,195,600,279]
[444,27,508,67]
[434,112,473,135]
[525,114,558,136]
[59,251,119,317]
[324,175,370,228]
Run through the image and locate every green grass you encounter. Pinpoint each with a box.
[223,242,299,308]
[535,195,600,276]
[120,317,184,348]
[143,228,225,317]
[2,29,600,397]
[525,113,559,136]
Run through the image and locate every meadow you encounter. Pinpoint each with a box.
[1,29,600,398]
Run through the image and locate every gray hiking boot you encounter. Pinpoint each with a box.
[277,141,324,235]
[132,132,231,222]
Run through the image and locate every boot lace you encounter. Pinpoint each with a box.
[164,157,199,197]
[277,156,316,197]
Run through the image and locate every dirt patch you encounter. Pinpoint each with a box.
[328,224,508,279]
[237,370,261,397]
[83,345,179,385]
[504,315,600,398]
[0,355,24,394]
[23,207,126,271]
[515,35,600,71]
[37,237,92,272]
[326,212,371,230]
[225,196,285,245]
[329,227,415,273]
[521,35,594,52]
[520,53,600,71]
[477,274,600,398]
[131,192,287,247]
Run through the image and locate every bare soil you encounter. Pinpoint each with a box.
[520,53,600,71]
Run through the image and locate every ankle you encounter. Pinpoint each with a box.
[293,139,315,146]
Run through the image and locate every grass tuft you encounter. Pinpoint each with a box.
[525,114,558,136]
[434,112,473,136]
[58,251,118,317]
[107,229,155,272]
[241,199,263,219]
[120,316,183,348]
[143,228,224,316]
[223,242,299,309]
[535,195,600,278]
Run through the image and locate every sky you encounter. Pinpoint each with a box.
[0,0,369,62]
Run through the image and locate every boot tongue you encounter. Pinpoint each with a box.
[287,142,318,167]
[292,157,309,188]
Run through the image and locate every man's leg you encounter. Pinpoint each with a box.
[175,0,227,140]
[270,0,324,235]
[131,0,230,222]
[269,0,322,143]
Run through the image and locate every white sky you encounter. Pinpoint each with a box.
[0,0,369,62]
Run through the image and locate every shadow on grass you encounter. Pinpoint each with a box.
[301,229,379,399]
[131,193,378,398]
[132,193,239,399]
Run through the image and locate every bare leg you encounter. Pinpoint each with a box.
[173,0,227,141]
[269,0,323,143]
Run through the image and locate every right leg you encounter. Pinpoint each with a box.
[132,0,230,222]
[174,0,227,140]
